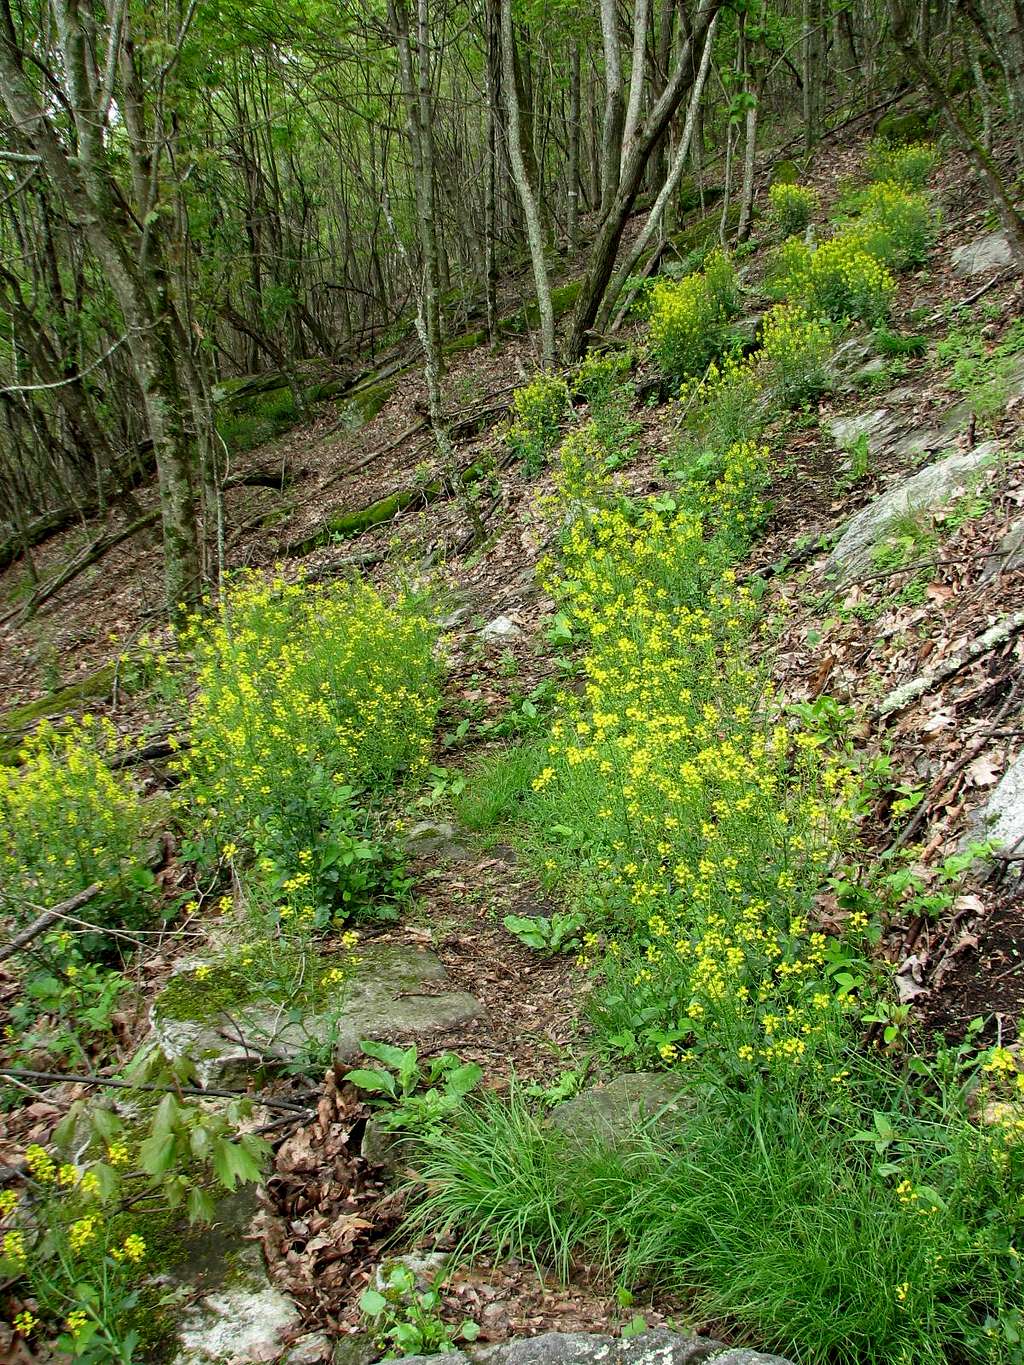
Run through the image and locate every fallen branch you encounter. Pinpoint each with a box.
[0,1065,314,1111]
[0,883,102,965]
[11,509,160,625]
[284,460,488,557]
[878,608,1024,717]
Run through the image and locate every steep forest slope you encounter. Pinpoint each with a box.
[2,92,1024,1365]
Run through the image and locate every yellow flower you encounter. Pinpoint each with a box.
[68,1214,99,1252]
[24,1144,56,1183]
[66,1309,89,1336]
[13,1309,37,1335]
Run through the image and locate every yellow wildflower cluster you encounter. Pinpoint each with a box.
[505,372,571,473]
[767,181,819,237]
[648,249,738,381]
[773,234,897,324]
[846,180,936,272]
[0,717,146,914]
[532,425,866,1073]
[177,573,438,857]
[865,136,937,188]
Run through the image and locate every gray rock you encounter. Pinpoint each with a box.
[970,750,1024,856]
[826,338,887,391]
[332,1335,378,1365]
[982,518,1024,581]
[389,1329,794,1365]
[548,1073,691,1148]
[952,231,1013,277]
[826,441,1000,581]
[152,945,485,1085]
[283,1335,335,1365]
[828,407,896,452]
[174,1244,301,1364]
[480,615,523,644]
[402,819,471,861]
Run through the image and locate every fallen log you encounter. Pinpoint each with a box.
[878,608,1024,718]
[10,509,160,626]
[284,460,489,558]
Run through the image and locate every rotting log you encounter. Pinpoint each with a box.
[0,662,118,763]
[9,509,160,626]
[284,461,489,558]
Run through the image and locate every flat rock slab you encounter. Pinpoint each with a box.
[153,944,485,1085]
[392,1329,794,1365]
[174,1244,302,1364]
[826,441,1000,581]
[548,1073,691,1148]
[952,231,1013,277]
[969,751,1024,856]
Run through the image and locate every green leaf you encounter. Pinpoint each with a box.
[359,1288,388,1316]
[345,1067,398,1097]
[212,1137,263,1191]
[139,1131,177,1177]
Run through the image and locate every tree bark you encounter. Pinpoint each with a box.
[499,0,555,362]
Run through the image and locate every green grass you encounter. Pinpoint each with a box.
[404,1063,1023,1365]
[453,740,545,833]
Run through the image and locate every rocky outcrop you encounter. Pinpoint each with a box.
[152,944,485,1085]
[393,1329,794,1365]
[826,442,1000,581]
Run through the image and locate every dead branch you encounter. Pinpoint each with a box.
[0,882,103,965]
[878,608,1024,717]
[0,1065,314,1110]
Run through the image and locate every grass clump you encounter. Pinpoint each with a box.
[865,137,938,189]
[505,373,572,475]
[175,572,437,925]
[648,249,739,383]
[766,181,819,237]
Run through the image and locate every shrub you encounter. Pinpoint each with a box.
[648,250,739,382]
[757,303,834,406]
[177,573,438,922]
[761,235,813,300]
[798,236,897,324]
[865,137,938,189]
[849,181,936,271]
[506,373,572,475]
[767,182,819,237]
[0,718,150,928]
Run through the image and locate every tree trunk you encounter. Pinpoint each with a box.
[500,0,555,363]
[889,0,1024,269]
[565,0,722,360]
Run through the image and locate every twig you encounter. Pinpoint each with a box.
[0,884,103,965]
[0,1066,313,1111]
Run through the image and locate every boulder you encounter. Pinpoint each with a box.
[481,615,523,644]
[548,1073,691,1148]
[828,407,896,452]
[825,441,999,581]
[402,819,471,862]
[969,750,1024,857]
[951,231,1013,277]
[152,944,485,1085]
[391,1329,794,1365]
[826,338,887,392]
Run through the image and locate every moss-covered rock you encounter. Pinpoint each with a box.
[876,108,936,142]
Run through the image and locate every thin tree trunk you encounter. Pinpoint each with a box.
[499,0,555,363]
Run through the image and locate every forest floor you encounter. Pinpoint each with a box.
[2,117,1024,1364]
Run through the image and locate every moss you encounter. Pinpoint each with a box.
[154,944,356,1024]
[333,379,396,430]
[876,108,936,143]
[290,460,488,555]
[0,662,117,764]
